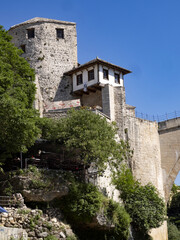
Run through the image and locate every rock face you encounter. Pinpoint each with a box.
[21,188,68,202]
[0,207,76,240]
[0,169,70,202]
[0,226,28,240]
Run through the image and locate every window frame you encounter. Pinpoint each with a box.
[114,73,120,84]
[103,68,109,80]
[88,69,94,81]
[56,28,64,39]
[77,74,83,86]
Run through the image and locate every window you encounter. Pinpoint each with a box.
[88,69,94,81]
[103,69,108,79]
[27,28,35,39]
[115,73,120,84]
[56,28,64,39]
[20,44,26,53]
[77,74,83,85]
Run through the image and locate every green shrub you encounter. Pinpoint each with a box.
[62,182,103,222]
[42,108,130,172]
[105,200,131,239]
[29,214,41,230]
[44,221,53,231]
[168,222,180,240]
[113,166,166,236]
[62,181,131,240]
[17,208,30,215]
[168,191,180,228]
[30,178,47,189]
[3,181,14,195]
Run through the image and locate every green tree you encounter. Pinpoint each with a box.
[0,26,40,162]
[62,182,104,223]
[168,191,180,228]
[44,108,130,172]
[61,182,131,240]
[168,222,180,240]
[113,166,166,238]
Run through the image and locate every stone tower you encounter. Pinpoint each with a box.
[9,17,78,113]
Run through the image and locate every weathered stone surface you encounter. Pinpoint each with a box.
[0,170,69,202]
[0,226,28,240]
[9,17,78,112]
[37,231,48,238]
[125,118,164,196]
[0,207,76,240]
[22,188,68,202]
[159,117,180,200]
[60,231,66,238]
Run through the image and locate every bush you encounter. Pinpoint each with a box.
[168,192,180,228]
[168,222,180,240]
[62,182,131,240]
[105,200,131,239]
[113,166,166,235]
[41,108,129,172]
[62,182,103,223]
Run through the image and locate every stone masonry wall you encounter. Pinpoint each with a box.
[125,117,164,194]
[159,118,180,201]
[0,207,76,240]
[81,89,102,108]
[0,226,27,240]
[125,116,167,240]
[9,18,78,111]
[101,84,116,121]
[114,86,126,139]
[43,110,68,119]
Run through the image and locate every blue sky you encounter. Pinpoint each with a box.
[1,0,180,184]
[1,0,180,116]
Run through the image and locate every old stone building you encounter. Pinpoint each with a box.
[9,17,170,239]
[9,17,78,116]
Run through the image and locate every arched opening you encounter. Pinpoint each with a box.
[175,172,180,186]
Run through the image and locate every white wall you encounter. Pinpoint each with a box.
[72,63,124,92]
[73,64,98,91]
[99,64,124,87]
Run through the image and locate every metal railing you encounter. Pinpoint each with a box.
[0,196,16,207]
[135,110,180,122]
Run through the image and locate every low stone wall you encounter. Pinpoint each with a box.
[0,226,27,240]
[0,207,76,240]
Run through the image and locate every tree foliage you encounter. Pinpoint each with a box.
[168,191,180,228]
[112,166,166,236]
[61,181,131,240]
[104,199,131,240]
[168,222,180,240]
[42,108,130,172]
[0,26,40,161]
[62,182,104,223]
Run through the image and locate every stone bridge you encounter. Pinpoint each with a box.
[158,117,180,201]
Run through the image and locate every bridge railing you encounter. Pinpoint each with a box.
[135,110,180,122]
